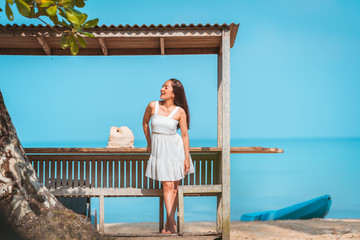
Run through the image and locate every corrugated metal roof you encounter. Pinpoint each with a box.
[0,23,238,29]
[0,23,239,56]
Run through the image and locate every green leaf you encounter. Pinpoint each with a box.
[15,0,31,17]
[78,13,87,26]
[58,7,66,18]
[77,34,87,48]
[58,19,71,28]
[5,2,14,21]
[34,8,46,17]
[77,29,94,37]
[74,0,85,8]
[28,6,36,18]
[60,33,70,49]
[49,14,58,24]
[46,5,57,16]
[64,7,83,25]
[69,34,79,55]
[82,18,98,28]
[6,0,14,5]
[39,1,54,8]
[60,0,73,8]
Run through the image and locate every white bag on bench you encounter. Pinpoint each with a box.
[106,126,135,148]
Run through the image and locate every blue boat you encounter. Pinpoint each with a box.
[240,194,332,221]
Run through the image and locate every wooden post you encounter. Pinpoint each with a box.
[177,188,184,235]
[159,196,164,233]
[218,28,231,240]
[99,195,105,233]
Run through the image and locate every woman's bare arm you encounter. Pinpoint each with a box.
[142,102,154,151]
[178,108,190,175]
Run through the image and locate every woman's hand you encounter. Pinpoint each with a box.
[184,158,190,175]
[146,144,151,153]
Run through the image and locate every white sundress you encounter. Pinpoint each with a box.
[145,101,195,181]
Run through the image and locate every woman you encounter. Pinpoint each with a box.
[142,78,195,234]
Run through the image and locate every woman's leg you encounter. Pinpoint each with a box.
[161,181,177,233]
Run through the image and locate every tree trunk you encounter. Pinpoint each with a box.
[0,90,102,240]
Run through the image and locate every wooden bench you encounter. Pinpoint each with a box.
[27,148,223,234]
[26,146,282,235]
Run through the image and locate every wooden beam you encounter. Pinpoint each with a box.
[217,54,223,148]
[160,37,165,55]
[24,146,283,154]
[99,196,104,233]
[159,196,164,233]
[177,188,184,235]
[221,28,231,240]
[36,37,51,55]
[49,188,163,197]
[98,37,108,55]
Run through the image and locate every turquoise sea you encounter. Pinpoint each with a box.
[86,138,360,223]
[25,138,360,223]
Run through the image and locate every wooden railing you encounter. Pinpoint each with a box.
[25,146,283,235]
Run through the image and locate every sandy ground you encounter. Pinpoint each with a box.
[104,219,360,240]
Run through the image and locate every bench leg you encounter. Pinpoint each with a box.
[216,195,222,232]
[99,195,105,233]
[177,188,184,235]
[159,196,164,233]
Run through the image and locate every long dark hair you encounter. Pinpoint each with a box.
[170,78,190,130]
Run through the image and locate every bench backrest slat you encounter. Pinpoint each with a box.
[27,153,220,191]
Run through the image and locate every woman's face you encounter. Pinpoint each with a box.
[160,80,175,100]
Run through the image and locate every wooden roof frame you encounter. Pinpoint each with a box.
[0,23,239,56]
[1,23,283,240]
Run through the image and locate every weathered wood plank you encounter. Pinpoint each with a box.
[126,159,130,188]
[160,37,165,55]
[97,160,101,188]
[217,195,222,232]
[137,160,142,188]
[79,160,84,188]
[74,160,78,189]
[108,160,113,188]
[143,160,148,188]
[62,160,67,189]
[50,159,55,189]
[195,160,200,185]
[178,185,222,194]
[98,38,108,56]
[148,172,154,189]
[131,160,136,188]
[207,160,212,185]
[159,196,164,233]
[221,28,231,240]
[120,160,124,188]
[114,160,119,188]
[25,146,283,154]
[56,160,61,189]
[39,159,44,185]
[68,160,73,188]
[177,188,184,235]
[99,196,104,233]
[36,36,51,55]
[44,160,50,188]
[49,188,163,197]
[201,160,206,185]
[91,160,95,188]
[85,160,90,188]
[103,160,107,188]
[33,159,38,177]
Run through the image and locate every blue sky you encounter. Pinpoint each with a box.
[1,0,360,147]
